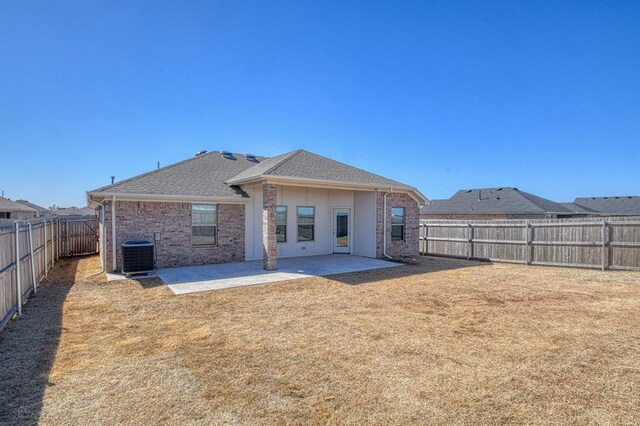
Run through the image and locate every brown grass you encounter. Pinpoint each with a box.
[1,255,639,425]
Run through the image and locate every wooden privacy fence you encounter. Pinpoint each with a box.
[0,217,98,332]
[419,217,640,271]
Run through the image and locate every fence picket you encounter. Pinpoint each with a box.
[0,217,98,332]
[420,216,640,271]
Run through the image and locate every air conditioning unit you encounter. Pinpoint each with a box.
[121,241,155,274]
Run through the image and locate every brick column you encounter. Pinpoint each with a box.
[262,183,277,270]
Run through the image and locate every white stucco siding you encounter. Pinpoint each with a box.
[353,191,376,257]
[244,184,377,261]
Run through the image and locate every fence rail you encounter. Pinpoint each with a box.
[0,217,98,333]
[420,216,640,271]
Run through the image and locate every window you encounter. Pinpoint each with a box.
[297,206,315,242]
[391,207,405,241]
[0,212,9,219]
[192,204,217,246]
[276,206,287,243]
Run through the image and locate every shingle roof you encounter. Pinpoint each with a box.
[572,196,640,215]
[51,206,95,216]
[0,197,37,212]
[15,200,51,214]
[558,202,600,214]
[88,151,266,198]
[89,149,424,203]
[420,187,574,215]
[227,149,415,190]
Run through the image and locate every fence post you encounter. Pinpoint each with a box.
[467,223,473,260]
[51,220,55,268]
[44,221,48,277]
[524,221,530,265]
[15,222,22,316]
[601,220,607,271]
[28,223,37,295]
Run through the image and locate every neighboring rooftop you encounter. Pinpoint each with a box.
[53,206,96,217]
[421,187,574,216]
[16,199,51,215]
[0,196,37,213]
[571,196,640,215]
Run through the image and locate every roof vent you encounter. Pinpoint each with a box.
[245,153,259,163]
[221,151,236,160]
[195,150,207,157]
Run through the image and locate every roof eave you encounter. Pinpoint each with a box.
[87,191,250,207]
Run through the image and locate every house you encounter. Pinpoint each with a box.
[562,196,640,216]
[420,187,576,220]
[0,196,38,220]
[52,206,96,218]
[87,149,427,272]
[15,200,53,218]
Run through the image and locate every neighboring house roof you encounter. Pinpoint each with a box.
[0,196,37,213]
[558,202,600,214]
[16,200,51,215]
[53,206,96,216]
[420,187,574,215]
[572,196,640,215]
[88,149,426,204]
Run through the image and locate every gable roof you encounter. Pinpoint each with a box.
[88,151,266,200]
[558,202,600,214]
[16,200,51,214]
[227,149,418,191]
[53,206,96,217]
[88,149,426,204]
[572,196,640,215]
[421,187,574,215]
[0,197,37,213]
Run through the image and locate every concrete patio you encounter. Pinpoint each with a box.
[156,255,401,295]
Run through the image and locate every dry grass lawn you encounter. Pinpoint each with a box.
[1,255,639,425]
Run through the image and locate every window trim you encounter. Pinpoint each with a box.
[191,204,218,247]
[296,206,315,242]
[276,205,287,243]
[391,207,405,242]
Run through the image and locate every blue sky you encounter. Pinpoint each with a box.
[1,0,638,208]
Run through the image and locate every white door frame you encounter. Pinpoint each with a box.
[332,207,351,254]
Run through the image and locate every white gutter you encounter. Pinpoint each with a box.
[111,195,117,272]
[382,189,393,260]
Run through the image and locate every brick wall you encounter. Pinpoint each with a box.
[262,184,277,270]
[376,192,419,258]
[103,200,244,271]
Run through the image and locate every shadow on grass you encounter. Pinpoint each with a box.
[326,255,491,286]
[0,257,79,425]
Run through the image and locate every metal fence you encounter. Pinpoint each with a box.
[0,217,98,332]
[420,216,640,271]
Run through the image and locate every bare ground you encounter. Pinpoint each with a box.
[1,255,639,425]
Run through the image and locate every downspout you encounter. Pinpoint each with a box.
[111,195,117,272]
[382,188,393,260]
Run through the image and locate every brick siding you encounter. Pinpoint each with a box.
[103,200,244,271]
[262,184,277,270]
[376,192,419,258]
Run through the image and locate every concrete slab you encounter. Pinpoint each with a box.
[156,255,401,295]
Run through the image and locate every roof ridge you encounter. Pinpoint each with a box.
[261,149,303,176]
[264,149,411,188]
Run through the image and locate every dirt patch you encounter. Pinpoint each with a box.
[1,255,639,424]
